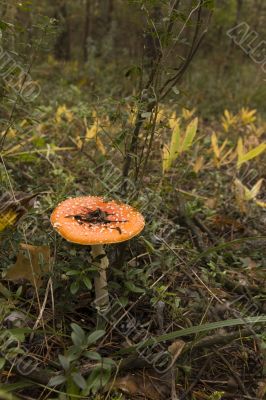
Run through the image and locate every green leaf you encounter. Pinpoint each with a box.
[17,153,38,163]
[58,354,70,371]
[0,282,11,299]
[180,117,198,153]
[84,351,102,361]
[83,276,92,290]
[0,390,21,400]
[0,357,6,370]
[141,237,156,253]
[70,281,79,295]
[0,20,14,31]
[48,375,66,387]
[0,328,32,337]
[83,366,111,395]
[102,357,116,367]
[66,376,80,397]
[116,297,128,307]
[0,381,33,391]
[71,323,85,338]
[66,347,80,361]
[66,270,80,276]
[125,281,145,293]
[87,330,105,345]
[71,332,83,347]
[118,315,266,355]
[33,137,46,148]
[71,323,86,346]
[204,0,215,10]
[71,372,87,390]
[7,329,25,342]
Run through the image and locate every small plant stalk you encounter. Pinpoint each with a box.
[91,244,110,312]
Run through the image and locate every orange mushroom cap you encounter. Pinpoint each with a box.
[50,196,145,245]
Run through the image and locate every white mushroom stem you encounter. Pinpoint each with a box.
[91,244,110,312]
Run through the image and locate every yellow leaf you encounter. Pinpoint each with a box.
[47,54,58,66]
[95,137,106,155]
[211,134,233,167]
[75,136,83,150]
[180,117,198,153]
[256,199,266,208]
[224,110,231,120]
[169,112,180,131]
[234,178,254,201]
[237,143,266,168]
[0,210,17,232]
[169,121,180,157]
[234,179,248,213]
[211,132,220,158]
[239,107,256,125]
[220,138,228,153]
[250,178,263,199]
[128,106,138,126]
[220,147,235,165]
[156,108,166,124]
[84,114,106,154]
[193,155,204,173]
[1,127,17,138]
[234,178,264,211]
[162,119,181,172]
[0,192,39,232]
[5,244,50,288]
[162,144,171,173]
[236,137,244,159]
[55,105,73,124]
[86,122,97,139]
[85,112,99,139]
[222,109,237,132]
[3,135,36,156]
[20,119,28,127]
[251,125,265,137]
[181,107,196,120]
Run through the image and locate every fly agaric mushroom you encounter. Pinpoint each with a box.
[50,196,145,311]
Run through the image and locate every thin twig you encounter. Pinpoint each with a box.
[214,349,249,395]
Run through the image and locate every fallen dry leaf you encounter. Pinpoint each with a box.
[112,369,171,400]
[242,257,258,270]
[256,380,266,399]
[5,243,50,288]
[193,156,205,173]
[204,198,217,209]
[168,339,186,366]
[210,215,244,231]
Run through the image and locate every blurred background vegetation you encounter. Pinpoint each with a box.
[0,1,266,399]
[1,0,266,116]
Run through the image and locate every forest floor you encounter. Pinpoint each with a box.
[0,57,266,400]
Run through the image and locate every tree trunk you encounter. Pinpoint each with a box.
[253,0,263,31]
[228,0,244,54]
[2,1,17,52]
[54,1,71,61]
[106,0,114,34]
[83,0,91,62]
[144,5,162,68]
[236,0,243,23]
